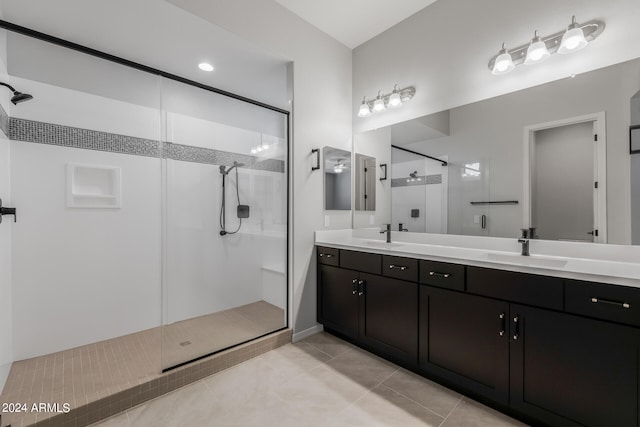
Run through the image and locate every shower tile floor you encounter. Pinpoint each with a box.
[91,332,527,427]
[0,301,285,427]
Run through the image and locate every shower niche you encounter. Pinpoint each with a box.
[66,163,121,208]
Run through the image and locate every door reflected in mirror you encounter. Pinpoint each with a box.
[323,146,351,211]
[355,153,376,211]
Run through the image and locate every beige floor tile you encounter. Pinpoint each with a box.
[260,342,331,377]
[213,390,311,427]
[275,363,370,418]
[126,380,215,427]
[300,332,353,357]
[442,398,529,427]
[331,384,444,427]
[383,368,462,417]
[203,356,289,415]
[325,347,398,389]
[90,411,131,426]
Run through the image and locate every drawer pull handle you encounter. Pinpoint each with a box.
[352,278,358,295]
[319,253,334,258]
[389,264,408,271]
[358,280,365,296]
[499,313,505,337]
[429,271,451,278]
[513,315,519,341]
[591,297,630,309]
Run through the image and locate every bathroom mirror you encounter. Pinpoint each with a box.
[354,57,640,245]
[323,146,352,210]
[354,153,376,211]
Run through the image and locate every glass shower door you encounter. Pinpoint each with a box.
[160,78,288,370]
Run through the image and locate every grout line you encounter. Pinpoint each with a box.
[378,383,449,420]
[439,395,463,426]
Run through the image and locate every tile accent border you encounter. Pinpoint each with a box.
[0,103,9,137]
[8,118,285,173]
[391,174,442,187]
[30,329,292,427]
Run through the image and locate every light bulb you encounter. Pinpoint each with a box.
[198,62,214,72]
[250,148,257,154]
[491,43,515,75]
[256,146,263,152]
[559,17,588,54]
[524,31,550,65]
[261,142,270,150]
[388,84,402,108]
[357,97,371,117]
[373,90,386,112]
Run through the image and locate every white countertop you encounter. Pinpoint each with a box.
[315,229,640,288]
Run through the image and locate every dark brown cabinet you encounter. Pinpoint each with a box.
[419,286,510,404]
[510,304,639,427]
[317,246,640,427]
[317,261,418,363]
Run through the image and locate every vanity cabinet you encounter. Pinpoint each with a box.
[316,245,640,427]
[317,248,418,362]
[419,286,510,404]
[510,304,639,427]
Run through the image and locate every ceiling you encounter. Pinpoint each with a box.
[0,0,291,109]
[273,0,439,48]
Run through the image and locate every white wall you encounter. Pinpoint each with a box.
[167,0,353,335]
[0,25,13,392]
[353,127,391,228]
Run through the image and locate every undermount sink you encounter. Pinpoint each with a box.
[484,252,568,268]
[364,240,405,249]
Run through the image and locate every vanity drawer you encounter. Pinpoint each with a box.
[565,280,640,327]
[382,255,418,282]
[340,250,382,275]
[419,260,465,291]
[317,246,339,266]
[467,267,563,310]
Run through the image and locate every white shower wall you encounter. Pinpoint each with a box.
[9,77,286,359]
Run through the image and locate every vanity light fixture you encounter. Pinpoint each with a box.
[488,16,604,75]
[250,140,277,155]
[334,161,345,173]
[357,84,416,117]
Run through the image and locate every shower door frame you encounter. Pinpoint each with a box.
[0,19,292,369]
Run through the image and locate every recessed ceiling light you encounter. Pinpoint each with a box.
[198,62,214,72]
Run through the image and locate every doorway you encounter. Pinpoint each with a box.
[523,113,606,243]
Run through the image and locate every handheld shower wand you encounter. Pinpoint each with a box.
[219,161,249,235]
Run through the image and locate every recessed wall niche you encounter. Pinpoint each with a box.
[66,163,122,208]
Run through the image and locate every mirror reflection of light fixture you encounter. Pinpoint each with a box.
[488,16,604,75]
[334,160,345,173]
[373,90,386,112]
[357,96,372,117]
[356,84,416,118]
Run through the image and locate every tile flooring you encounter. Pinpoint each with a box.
[91,332,527,427]
[0,301,285,427]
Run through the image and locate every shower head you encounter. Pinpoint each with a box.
[220,161,246,175]
[0,82,34,105]
[11,91,33,105]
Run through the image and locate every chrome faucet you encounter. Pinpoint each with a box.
[380,224,392,243]
[518,238,530,256]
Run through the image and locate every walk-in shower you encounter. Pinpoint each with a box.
[0,18,289,427]
[219,160,250,236]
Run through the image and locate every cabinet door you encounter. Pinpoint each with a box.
[359,273,418,363]
[318,265,359,339]
[510,304,639,427]
[420,286,510,405]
